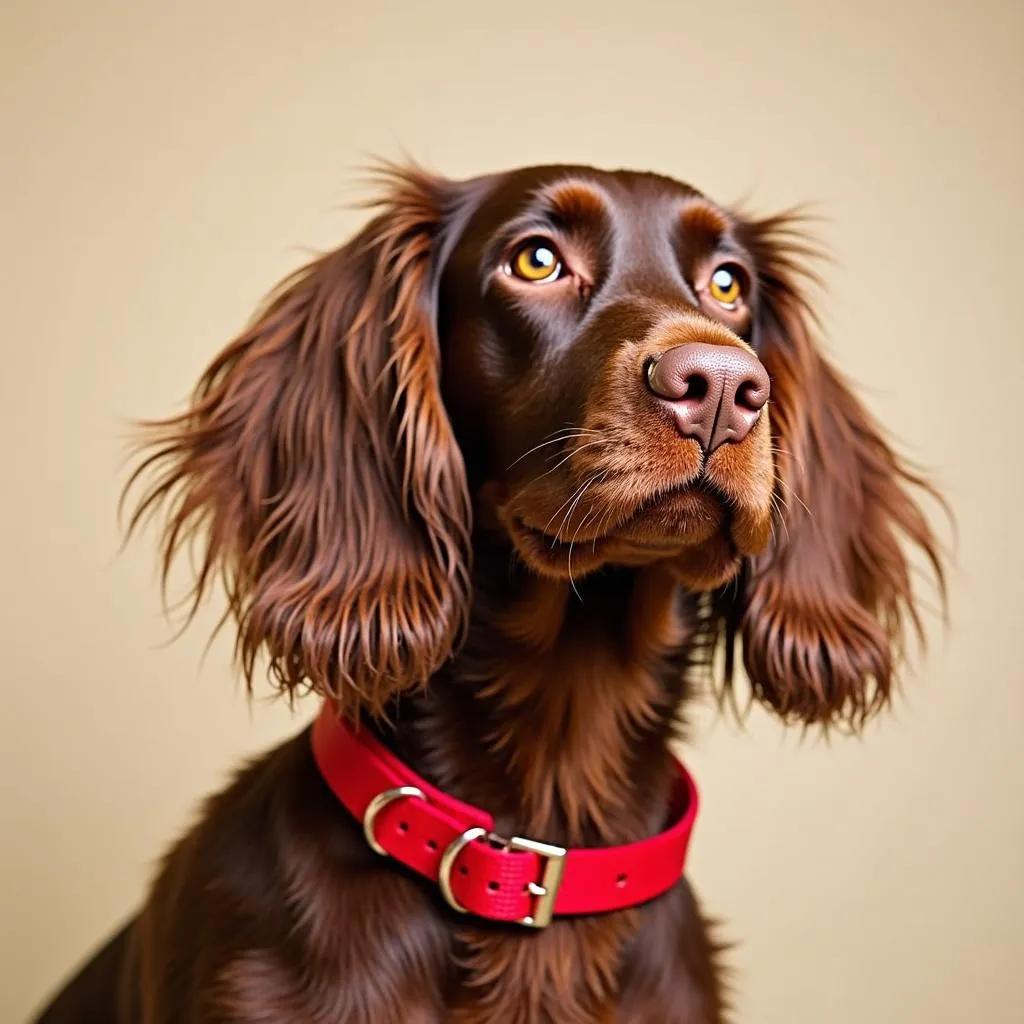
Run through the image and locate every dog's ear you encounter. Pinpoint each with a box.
[124,166,472,716]
[717,214,947,730]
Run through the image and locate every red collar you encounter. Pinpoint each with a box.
[311,702,699,929]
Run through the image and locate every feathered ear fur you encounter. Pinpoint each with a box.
[719,214,947,730]
[123,167,472,715]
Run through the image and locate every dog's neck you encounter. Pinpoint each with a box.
[393,541,702,848]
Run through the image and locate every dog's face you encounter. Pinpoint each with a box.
[439,167,775,587]
[126,163,944,728]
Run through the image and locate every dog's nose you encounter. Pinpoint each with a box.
[645,342,770,454]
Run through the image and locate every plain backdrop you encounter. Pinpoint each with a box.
[3,1,1022,1021]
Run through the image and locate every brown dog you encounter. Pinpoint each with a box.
[32,163,944,1023]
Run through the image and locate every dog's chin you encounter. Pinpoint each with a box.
[501,487,755,589]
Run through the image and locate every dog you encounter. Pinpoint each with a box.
[32,163,945,1023]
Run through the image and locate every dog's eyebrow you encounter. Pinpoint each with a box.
[679,198,731,249]
[537,181,609,227]
[676,198,755,278]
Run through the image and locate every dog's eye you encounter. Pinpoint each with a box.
[508,240,563,283]
[708,265,744,309]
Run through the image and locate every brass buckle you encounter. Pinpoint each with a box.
[504,834,567,928]
[437,828,567,929]
[362,786,425,856]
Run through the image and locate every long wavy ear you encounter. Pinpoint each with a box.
[718,213,948,730]
[122,167,472,716]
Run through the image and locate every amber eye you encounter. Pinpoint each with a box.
[708,265,744,309]
[509,239,562,283]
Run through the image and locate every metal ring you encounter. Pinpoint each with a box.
[362,786,425,856]
[645,355,660,391]
[438,826,488,914]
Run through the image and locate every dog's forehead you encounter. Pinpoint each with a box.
[466,165,710,228]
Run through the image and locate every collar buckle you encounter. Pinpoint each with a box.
[502,833,567,928]
[438,827,567,928]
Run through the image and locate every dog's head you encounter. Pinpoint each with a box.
[126,164,944,729]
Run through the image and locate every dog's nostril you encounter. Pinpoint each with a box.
[683,373,708,402]
[735,378,767,413]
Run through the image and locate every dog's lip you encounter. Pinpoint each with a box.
[511,476,721,549]
[511,516,614,556]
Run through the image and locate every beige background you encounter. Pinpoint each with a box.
[3,1,1022,1020]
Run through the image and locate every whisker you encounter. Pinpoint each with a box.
[767,466,814,521]
[768,492,788,546]
[781,482,813,519]
[541,477,596,538]
[769,443,807,475]
[556,472,602,543]
[508,436,608,507]
[566,474,606,599]
[570,473,610,547]
[543,439,607,474]
[769,490,792,545]
[593,500,621,551]
[505,428,600,470]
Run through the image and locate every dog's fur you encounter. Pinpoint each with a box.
[33,164,945,1023]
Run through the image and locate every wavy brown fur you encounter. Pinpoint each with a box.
[722,213,947,729]
[122,168,472,714]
